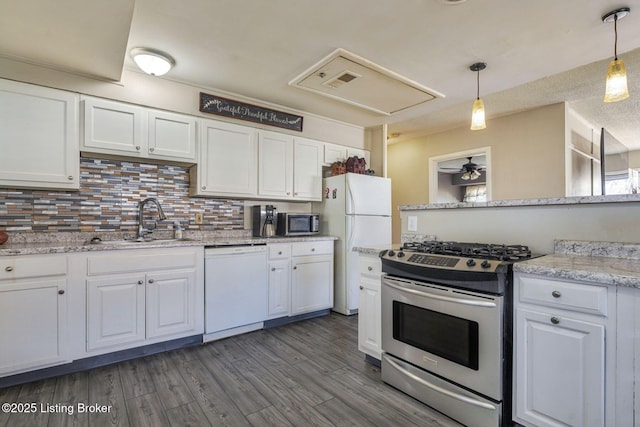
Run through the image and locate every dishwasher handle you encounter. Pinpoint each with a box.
[205,245,267,256]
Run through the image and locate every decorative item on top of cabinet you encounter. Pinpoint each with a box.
[346,156,367,174]
[331,161,346,176]
[0,231,7,245]
[0,79,79,190]
[81,96,197,163]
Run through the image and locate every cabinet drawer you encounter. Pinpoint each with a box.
[519,275,608,316]
[359,255,382,276]
[86,249,197,276]
[291,241,333,257]
[1,255,67,280]
[268,243,291,260]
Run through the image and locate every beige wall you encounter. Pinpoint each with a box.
[388,103,567,243]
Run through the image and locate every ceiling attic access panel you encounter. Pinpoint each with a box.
[290,49,444,115]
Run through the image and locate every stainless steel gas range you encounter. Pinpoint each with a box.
[380,241,537,427]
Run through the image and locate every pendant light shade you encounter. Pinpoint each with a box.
[131,48,175,76]
[602,8,630,103]
[470,62,487,130]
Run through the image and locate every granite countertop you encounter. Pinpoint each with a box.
[0,231,337,256]
[514,240,640,288]
[399,194,640,211]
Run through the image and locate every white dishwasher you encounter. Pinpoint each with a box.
[204,245,268,342]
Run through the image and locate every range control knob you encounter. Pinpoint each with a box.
[466,259,476,267]
[397,251,405,258]
[481,260,491,269]
[388,250,396,257]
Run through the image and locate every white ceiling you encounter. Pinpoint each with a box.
[1,0,639,148]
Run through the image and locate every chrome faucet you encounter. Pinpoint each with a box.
[136,197,167,240]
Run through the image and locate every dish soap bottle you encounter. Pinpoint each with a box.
[173,221,183,239]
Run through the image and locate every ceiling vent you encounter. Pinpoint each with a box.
[289,49,444,115]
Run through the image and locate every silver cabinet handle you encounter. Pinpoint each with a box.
[278,251,282,255]
[552,290,561,298]
[271,267,276,271]
[58,289,65,295]
[359,286,364,290]
[5,266,13,272]
[202,186,207,190]
[138,280,143,285]
[287,192,291,195]
[311,248,315,252]
[135,146,141,151]
[294,192,298,196]
[67,176,74,180]
[149,147,155,152]
[368,266,373,271]
[148,279,154,283]
[293,266,297,270]
[550,317,560,325]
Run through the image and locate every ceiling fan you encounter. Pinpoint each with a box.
[440,157,486,180]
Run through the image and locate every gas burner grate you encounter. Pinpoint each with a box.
[402,241,531,261]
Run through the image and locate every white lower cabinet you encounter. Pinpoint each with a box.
[267,241,334,318]
[357,253,382,360]
[513,273,610,427]
[80,247,203,355]
[0,255,69,377]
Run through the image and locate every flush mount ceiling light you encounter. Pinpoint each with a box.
[602,7,630,103]
[130,47,175,76]
[469,62,487,130]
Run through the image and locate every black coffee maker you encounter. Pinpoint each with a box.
[252,205,277,237]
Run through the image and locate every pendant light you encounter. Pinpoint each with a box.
[602,8,630,103]
[470,62,487,130]
[130,48,175,76]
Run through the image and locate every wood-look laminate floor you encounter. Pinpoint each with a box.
[0,314,462,427]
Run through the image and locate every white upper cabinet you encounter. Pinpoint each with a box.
[257,132,322,201]
[81,96,197,163]
[258,130,294,198]
[293,137,322,201]
[146,110,197,161]
[191,119,258,197]
[0,79,79,190]
[323,143,347,165]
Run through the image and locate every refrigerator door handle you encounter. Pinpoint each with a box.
[347,215,355,248]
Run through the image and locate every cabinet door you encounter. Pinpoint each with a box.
[147,110,197,162]
[0,278,67,375]
[267,259,290,319]
[358,276,381,359]
[258,130,294,198]
[293,137,322,200]
[291,255,333,315]
[514,308,605,427]
[0,79,79,190]
[82,97,145,156]
[146,269,197,339]
[323,143,347,166]
[197,119,257,196]
[87,275,146,351]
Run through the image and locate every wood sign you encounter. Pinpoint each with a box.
[199,93,303,132]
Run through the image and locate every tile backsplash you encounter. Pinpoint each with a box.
[0,157,244,233]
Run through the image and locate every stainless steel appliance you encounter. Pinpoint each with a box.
[252,205,277,237]
[380,241,536,427]
[276,213,319,236]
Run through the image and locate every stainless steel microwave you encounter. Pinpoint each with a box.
[276,213,320,236]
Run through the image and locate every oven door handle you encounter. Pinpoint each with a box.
[385,356,498,411]
[384,278,497,308]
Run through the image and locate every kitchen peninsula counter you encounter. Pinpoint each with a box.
[399,193,640,211]
[0,231,337,256]
[514,239,640,288]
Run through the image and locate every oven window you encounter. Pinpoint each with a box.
[393,301,479,370]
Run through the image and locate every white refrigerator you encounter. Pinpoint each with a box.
[314,173,391,315]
